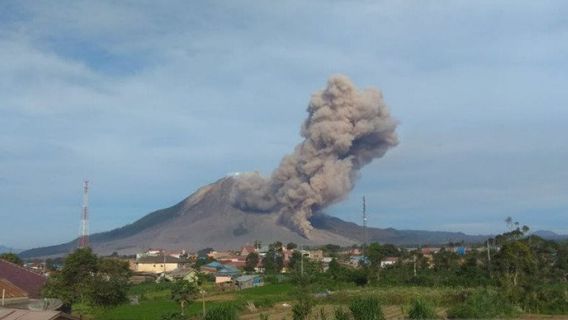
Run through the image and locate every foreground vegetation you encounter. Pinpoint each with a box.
[41,218,568,319]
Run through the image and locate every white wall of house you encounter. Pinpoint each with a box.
[136,262,178,273]
[215,275,232,284]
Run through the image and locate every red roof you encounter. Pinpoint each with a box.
[0,278,28,299]
[0,259,47,299]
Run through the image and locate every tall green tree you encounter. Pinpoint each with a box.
[263,242,284,274]
[42,248,131,308]
[245,252,259,272]
[367,242,384,282]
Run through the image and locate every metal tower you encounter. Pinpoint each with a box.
[79,180,89,248]
[362,196,367,255]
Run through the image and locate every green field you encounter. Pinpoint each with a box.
[71,282,476,319]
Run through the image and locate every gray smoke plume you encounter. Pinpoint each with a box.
[231,75,399,237]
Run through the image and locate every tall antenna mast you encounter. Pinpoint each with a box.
[79,180,89,248]
[362,196,367,256]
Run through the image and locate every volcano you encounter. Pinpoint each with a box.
[20,177,487,258]
[21,76,488,258]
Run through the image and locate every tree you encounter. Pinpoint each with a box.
[287,251,302,270]
[367,242,384,282]
[433,249,460,272]
[88,275,129,307]
[328,258,343,280]
[494,239,538,307]
[286,242,298,250]
[170,280,198,316]
[0,253,23,265]
[245,252,259,272]
[367,243,383,269]
[197,248,214,258]
[42,248,131,308]
[380,244,400,257]
[89,258,131,307]
[263,242,284,274]
[324,244,341,256]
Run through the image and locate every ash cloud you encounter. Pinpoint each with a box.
[231,75,399,237]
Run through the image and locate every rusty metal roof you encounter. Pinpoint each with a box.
[0,279,28,299]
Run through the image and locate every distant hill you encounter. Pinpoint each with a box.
[21,177,490,259]
[533,230,568,241]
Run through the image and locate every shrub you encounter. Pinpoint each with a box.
[334,307,350,320]
[292,298,313,320]
[521,285,568,314]
[204,303,238,320]
[259,314,269,320]
[349,296,384,320]
[447,289,517,319]
[407,299,437,319]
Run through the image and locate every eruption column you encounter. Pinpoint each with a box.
[232,75,398,237]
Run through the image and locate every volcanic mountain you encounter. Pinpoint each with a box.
[21,75,488,258]
[20,177,487,258]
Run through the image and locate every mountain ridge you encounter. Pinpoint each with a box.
[21,177,557,259]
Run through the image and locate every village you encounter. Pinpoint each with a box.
[1,241,476,307]
[111,242,476,290]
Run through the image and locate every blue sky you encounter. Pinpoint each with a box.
[1,1,567,249]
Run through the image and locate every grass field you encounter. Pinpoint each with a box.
[71,282,568,319]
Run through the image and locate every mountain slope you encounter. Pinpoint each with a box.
[21,177,488,258]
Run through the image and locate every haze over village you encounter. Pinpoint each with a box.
[1,1,567,320]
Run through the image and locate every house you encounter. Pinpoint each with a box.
[0,259,46,299]
[307,250,324,261]
[158,268,198,283]
[452,246,469,256]
[380,257,398,268]
[218,256,246,269]
[420,247,441,255]
[234,275,263,290]
[217,265,240,277]
[135,255,181,273]
[257,245,270,257]
[207,251,235,260]
[0,308,78,320]
[201,262,241,277]
[349,256,369,267]
[200,261,224,274]
[214,275,232,284]
[348,247,362,256]
[240,245,257,257]
[0,278,28,305]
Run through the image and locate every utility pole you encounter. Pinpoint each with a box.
[79,180,89,248]
[486,240,491,264]
[362,196,367,257]
[163,250,167,274]
[201,289,206,318]
[300,245,304,276]
[413,255,417,277]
